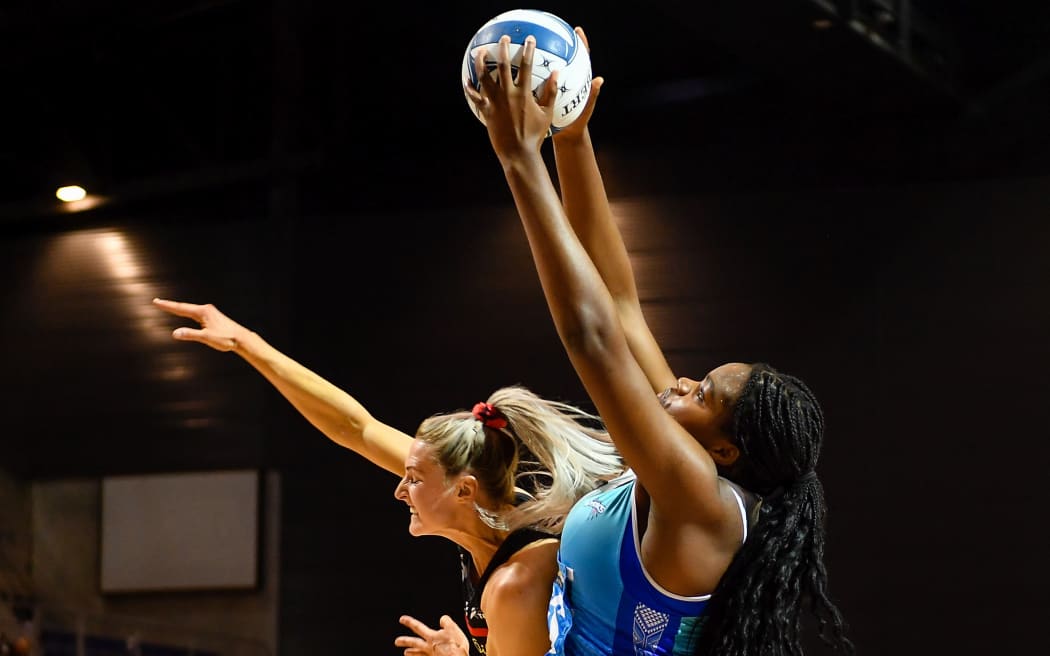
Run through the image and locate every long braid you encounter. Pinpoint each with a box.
[694,364,853,656]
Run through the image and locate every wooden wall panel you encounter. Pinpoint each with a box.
[1,171,1047,655]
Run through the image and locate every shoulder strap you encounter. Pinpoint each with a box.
[474,528,555,600]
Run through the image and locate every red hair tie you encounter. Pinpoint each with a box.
[472,402,508,429]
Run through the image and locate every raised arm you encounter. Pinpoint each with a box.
[465,38,723,522]
[152,298,411,476]
[551,29,675,394]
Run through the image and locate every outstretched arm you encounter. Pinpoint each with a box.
[465,37,723,522]
[551,28,675,394]
[152,298,412,476]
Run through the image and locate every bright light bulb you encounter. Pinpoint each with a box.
[56,185,87,202]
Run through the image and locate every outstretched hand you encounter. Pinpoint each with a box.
[552,27,604,143]
[152,298,247,352]
[394,615,469,656]
[464,34,558,161]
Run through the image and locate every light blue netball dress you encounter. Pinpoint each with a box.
[547,470,749,656]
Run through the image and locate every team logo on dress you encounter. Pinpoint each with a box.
[633,603,669,654]
[585,499,606,519]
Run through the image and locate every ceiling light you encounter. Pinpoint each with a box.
[56,185,87,202]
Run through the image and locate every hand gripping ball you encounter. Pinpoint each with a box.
[462,9,592,134]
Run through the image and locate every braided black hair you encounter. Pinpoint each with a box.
[694,363,853,656]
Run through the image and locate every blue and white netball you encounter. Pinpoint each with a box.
[462,9,592,134]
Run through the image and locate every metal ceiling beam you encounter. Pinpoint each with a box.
[808,0,962,100]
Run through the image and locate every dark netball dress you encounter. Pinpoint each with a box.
[459,527,557,656]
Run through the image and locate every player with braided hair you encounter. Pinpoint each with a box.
[152,298,624,656]
[466,30,852,656]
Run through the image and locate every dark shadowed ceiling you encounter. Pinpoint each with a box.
[1,0,1049,225]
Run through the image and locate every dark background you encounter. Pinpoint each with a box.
[2,1,1049,654]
